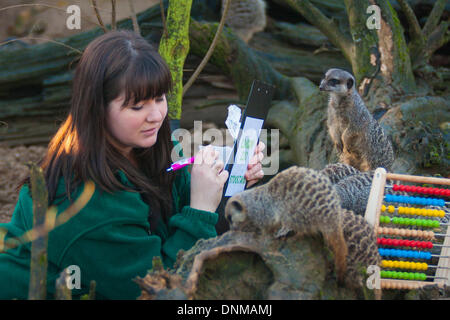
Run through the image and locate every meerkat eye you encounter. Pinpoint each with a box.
[328,79,340,86]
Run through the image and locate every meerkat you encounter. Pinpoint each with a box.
[224,166,381,287]
[320,163,412,217]
[225,166,349,283]
[222,0,267,43]
[320,68,394,172]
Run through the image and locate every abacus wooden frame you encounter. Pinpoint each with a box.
[364,168,450,290]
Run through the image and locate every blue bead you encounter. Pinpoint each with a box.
[438,199,445,206]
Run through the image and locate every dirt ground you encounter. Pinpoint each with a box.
[0,143,47,223]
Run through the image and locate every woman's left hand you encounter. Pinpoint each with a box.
[244,141,265,188]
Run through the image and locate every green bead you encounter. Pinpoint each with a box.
[432,221,440,228]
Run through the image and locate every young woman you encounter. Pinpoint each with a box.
[0,30,264,300]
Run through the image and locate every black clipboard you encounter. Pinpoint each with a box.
[215,80,275,235]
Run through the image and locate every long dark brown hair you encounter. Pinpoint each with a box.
[19,30,176,231]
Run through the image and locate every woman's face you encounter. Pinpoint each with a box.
[106,92,168,156]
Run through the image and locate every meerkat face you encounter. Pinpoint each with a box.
[319,68,355,96]
[225,186,280,234]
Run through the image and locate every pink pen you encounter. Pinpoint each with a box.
[166,156,195,172]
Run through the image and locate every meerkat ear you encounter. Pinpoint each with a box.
[346,78,354,90]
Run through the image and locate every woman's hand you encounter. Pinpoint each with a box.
[244,141,265,188]
[190,146,229,212]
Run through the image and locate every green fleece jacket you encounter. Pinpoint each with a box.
[0,166,218,300]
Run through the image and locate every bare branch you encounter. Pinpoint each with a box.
[282,0,354,62]
[111,0,117,31]
[422,0,447,37]
[160,0,168,39]
[90,0,108,33]
[182,0,231,96]
[128,0,141,35]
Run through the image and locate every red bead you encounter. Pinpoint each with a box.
[403,240,411,247]
[393,184,399,191]
[426,242,433,249]
[410,241,417,247]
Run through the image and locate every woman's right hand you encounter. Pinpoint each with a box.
[190,146,229,212]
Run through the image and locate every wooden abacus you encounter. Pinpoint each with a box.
[365,168,450,290]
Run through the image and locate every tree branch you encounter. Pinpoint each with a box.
[90,0,108,33]
[159,0,168,39]
[281,0,354,62]
[111,0,117,31]
[128,0,140,35]
[182,0,231,96]
[422,0,447,37]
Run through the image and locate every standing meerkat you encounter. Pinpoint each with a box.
[224,166,380,287]
[222,0,267,43]
[320,68,394,171]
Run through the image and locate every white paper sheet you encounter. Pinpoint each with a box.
[224,116,264,197]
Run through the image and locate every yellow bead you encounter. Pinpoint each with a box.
[421,263,428,270]
[388,205,395,213]
[381,205,386,212]
[404,262,411,269]
[398,207,405,214]
[439,210,445,218]
[419,209,426,216]
[405,207,412,214]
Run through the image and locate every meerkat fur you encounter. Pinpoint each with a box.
[225,166,349,284]
[320,68,394,171]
